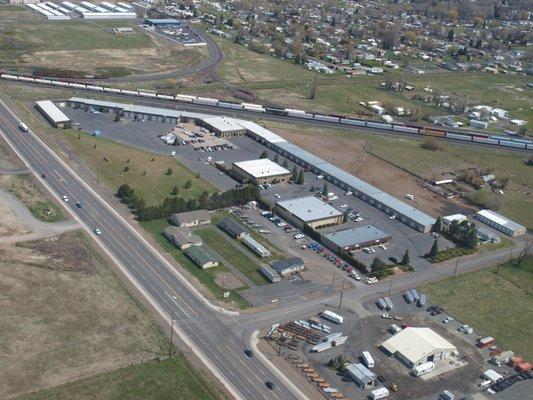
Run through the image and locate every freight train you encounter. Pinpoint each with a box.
[2,73,531,151]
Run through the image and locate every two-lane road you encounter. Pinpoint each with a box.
[0,99,304,400]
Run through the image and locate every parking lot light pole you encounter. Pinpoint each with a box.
[338,279,345,309]
[387,278,393,297]
[453,257,459,277]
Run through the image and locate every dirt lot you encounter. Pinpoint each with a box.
[0,198,32,236]
[269,124,472,216]
[0,232,165,399]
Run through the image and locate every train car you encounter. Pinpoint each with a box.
[121,89,139,96]
[469,132,490,139]
[340,118,366,127]
[422,127,446,137]
[156,94,175,100]
[367,121,392,130]
[265,107,288,116]
[329,113,347,119]
[69,83,86,89]
[286,109,313,119]
[18,76,35,82]
[392,125,420,134]
[405,123,422,132]
[490,135,509,141]
[103,87,121,93]
[446,132,473,141]
[193,97,218,106]
[175,94,195,103]
[313,114,340,123]
[526,143,533,150]
[500,140,526,149]
[511,137,533,145]
[242,103,265,112]
[0,74,18,80]
[34,78,52,84]
[138,91,157,98]
[472,136,499,145]
[51,80,69,87]
[86,85,104,91]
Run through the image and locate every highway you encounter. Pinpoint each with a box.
[0,99,303,400]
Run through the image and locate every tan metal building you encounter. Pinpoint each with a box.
[232,159,291,185]
[275,196,344,229]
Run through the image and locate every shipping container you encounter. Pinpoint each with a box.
[418,294,426,307]
[404,291,414,303]
[410,289,420,301]
[384,297,393,310]
[377,298,387,310]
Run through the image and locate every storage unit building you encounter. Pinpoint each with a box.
[185,246,219,269]
[345,363,377,388]
[381,327,457,367]
[271,257,305,276]
[199,116,246,137]
[232,159,291,185]
[163,226,202,250]
[170,209,210,227]
[35,100,71,128]
[322,225,391,254]
[474,209,526,237]
[275,196,344,230]
[242,235,270,258]
[259,264,280,283]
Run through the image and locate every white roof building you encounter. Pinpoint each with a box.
[381,327,457,367]
[35,100,71,127]
[475,209,526,237]
[233,159,290,179]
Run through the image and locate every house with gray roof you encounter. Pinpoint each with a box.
[164,226,202,250]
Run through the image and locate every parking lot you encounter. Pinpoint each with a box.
[266,292,533,400]
[140,23,206,46]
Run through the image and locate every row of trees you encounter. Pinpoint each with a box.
[116,184,260,221]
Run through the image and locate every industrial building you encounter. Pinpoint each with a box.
[61,1,136,19]
[345,363,377,388]
[199,116,246,137]
[381,327,458,367]
[164,226,202,250]
[242,236,270,258]
[170,209,210,227]
[275,196,344,229]
[322,225,391,254]
[218,217,249,239]
[185,246,219,269]
[271,257,305,276]
[243,120,435,233]
[232,159,291,185]
[144,18,182,27]
[474,209,526,237]
[35,100,71,128]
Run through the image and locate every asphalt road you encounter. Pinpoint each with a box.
[0,99,303,400]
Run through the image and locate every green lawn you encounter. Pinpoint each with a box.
[196,227,269,286]
[62,130,215,206]
[140,219,249,308]
[421,256,533,359]
[15,357,227,400]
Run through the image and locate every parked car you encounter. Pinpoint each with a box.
[442,316,454,324]
[265,381,275,390]
[244,349,253,357]
[94,228,102,235]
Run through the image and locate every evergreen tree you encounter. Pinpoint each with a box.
[433,216,443,233]
[427,239,439,259]
[259,150,268,159]
[371,257,389,279]
[296,169,305,184]
[166,167,173,176]
[117,183,134,198]
[171,185,179,195]
[401,249,410,265]
[291,166,298,181]
[184,180,192,189]
[447,28,454,42]
[322,182,329,196]
[448,220,460,236]
[282,159,289,169]
[273,154,279,163]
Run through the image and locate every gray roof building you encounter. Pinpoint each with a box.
[322,225,391,253]
[271,257,305,276]
[275,196,344,228]
[259,264,281,283]
[345,363,377,388]
[242,235,270,258]
[218,217,249,239]
[163,226,202,250]
[185,245,219,269]
[170,209,211,227]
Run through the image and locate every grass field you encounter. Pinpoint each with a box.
[0,174,64,222]
[0,231,166,399]
[16,357,226,400]
[140,219,249,308]
[62,130,216,206]
[0,6,205,77]
[196,227,269,286]
[421,256,533,360]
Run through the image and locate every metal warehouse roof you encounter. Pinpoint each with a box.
[323,225,390,247]
[123,104,183,118]
[276,196,344,222]
[345,363,376,383]
[275,142,329,167]
[381,327,457,365]
[237,120,287,143]
[68,97,128,109]
[318,163,382,196]
[202,116,245,132]
[35,100,71,123]
[372,192,435,226]
[233,159,290,178]
[242,235,270,254]
[476,209,525,232]
[145,18,181,24]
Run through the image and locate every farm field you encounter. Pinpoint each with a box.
[61,130,216,206]
[0,5,206,77]
[15,357,226,400]
[421,256,533,360]
[0,232,165,399]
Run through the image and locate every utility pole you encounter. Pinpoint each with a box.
[331,271,336,288]
[338,279,345,309]
[508,244,515,263]
[388,278,393,297]
[89,237,92,268]
[453,256,459,277]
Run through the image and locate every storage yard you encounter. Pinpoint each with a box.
[262,288,533,400]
